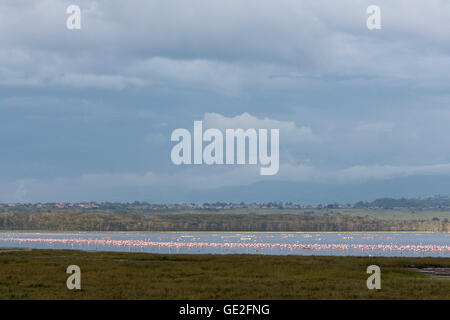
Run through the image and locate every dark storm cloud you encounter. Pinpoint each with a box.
[1,0,450,202]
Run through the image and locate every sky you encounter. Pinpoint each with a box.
[1,0,450,203]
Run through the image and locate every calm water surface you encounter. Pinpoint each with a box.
[0,232,448,257]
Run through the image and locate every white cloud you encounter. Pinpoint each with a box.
[1,1,450,91]
[203,112,318,142]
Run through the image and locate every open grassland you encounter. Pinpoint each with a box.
[0,249,448,299]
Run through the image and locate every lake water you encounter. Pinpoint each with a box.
[0,232,449,257]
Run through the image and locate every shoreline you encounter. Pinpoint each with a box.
[0,230,449,234]
[0,247,449,259]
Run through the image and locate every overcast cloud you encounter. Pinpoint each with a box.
[1,0,450,203]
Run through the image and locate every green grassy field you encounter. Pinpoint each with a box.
[0,249,448,299]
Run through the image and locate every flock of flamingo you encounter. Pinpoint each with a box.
[0,235,448,256]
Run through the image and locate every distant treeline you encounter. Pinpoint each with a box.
[3,196,450,213]
[0,212,448,232]
[354,196,450,209]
